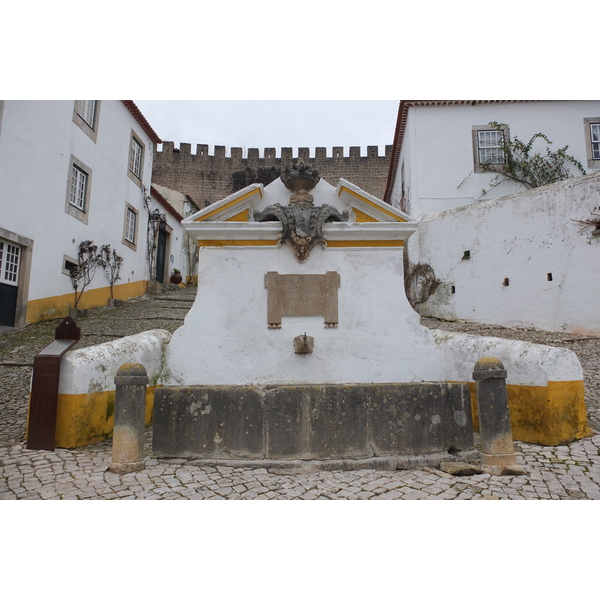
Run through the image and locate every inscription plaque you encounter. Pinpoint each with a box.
[265,271,340,329]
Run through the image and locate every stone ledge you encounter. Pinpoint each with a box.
[175,450,481,473]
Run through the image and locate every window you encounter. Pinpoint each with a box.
[584,118,600,169]
[61,256,78,277]
[76,101,96,128]
[130,138,142,177]
[472,124,509,173]
[73,101,100,141]
[122,204,139,250]
[65,156,92,223]
[0,240,20,285]
[125,208,136,243]
[592,124,600,159]
[69,165,87,211]
[478,130,505,164]
[128,132,145,186]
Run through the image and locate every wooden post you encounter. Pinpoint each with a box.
[26,317,80,451]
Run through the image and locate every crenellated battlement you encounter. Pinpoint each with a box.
[158,141,392,160]
[153,141,393,208]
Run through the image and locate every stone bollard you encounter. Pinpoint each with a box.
[109,363,149,474]
[473,357,523,475]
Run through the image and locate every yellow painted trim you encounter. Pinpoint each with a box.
[326,240,404,247]
[340,186,407,222]
[353,208,379,223]
[198,239,279,247]
[466,380,591,446]
[50,386,158,449]
[225,209,250,222]
[194,188,262,221]
[26,280,148,324]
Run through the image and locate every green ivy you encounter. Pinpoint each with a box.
[474,122,586,197]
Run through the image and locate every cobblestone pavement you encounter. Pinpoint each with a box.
[1,286,599,500]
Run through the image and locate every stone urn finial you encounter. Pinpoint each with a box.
[281,160,320,205]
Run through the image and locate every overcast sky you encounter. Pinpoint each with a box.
[133,100,400,157]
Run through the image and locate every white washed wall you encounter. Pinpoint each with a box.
[0,101,155,303]
[390,101,600,218]
[407,172,600,335]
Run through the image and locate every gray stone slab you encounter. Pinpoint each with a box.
[152,382,474,462]
[265,386,368,459]
[152,386,264,459]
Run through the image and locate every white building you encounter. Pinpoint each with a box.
[151,183,200,283]
[0,100,188,327]
[384,100,600,218]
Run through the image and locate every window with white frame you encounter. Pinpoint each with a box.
[583,118,600,169]
[0,239,20,286]
[73,101,100,141]
[472,125,509,173]
[69,165,87,211]
[122,204,139,250]
[125,208,136,243]
[592,124,600,159]
[65,156,92,223]
[129,136,143,179]
[478,130,505,164]
[76,101,97,128]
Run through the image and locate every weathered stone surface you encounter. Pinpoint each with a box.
[474,357,519,470]
[152,386,264,459]
[265,386,368,459]
[109,363,148,474]
[152,382,474,461]
[439,462,483,476]
[265,272,340,328]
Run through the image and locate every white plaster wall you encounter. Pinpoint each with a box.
[433,330,583,386]
[58,330,172,394]
[164,243,445,385]
[390,101,600,218]
[407,171,600,335]
[0,101,156,302]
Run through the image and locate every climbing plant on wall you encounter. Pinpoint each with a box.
[69,240,99,308]
[97,244,124,299]
[462,122,586,197]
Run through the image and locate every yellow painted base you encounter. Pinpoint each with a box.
[468,380,592,446]
[26,280,148,324]
[48,386,158,449]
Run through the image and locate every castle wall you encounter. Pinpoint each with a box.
[152,143,393,207]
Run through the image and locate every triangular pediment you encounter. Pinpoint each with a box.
[336,179,412,223]
[183,184,264,224]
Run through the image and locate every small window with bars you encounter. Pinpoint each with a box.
[129,137,143,178]
[69,165,87,211]
[125,208,137,243]
[478,129,505,165]
[76,101,97,128]
[0,240,20,285]
[591,123,600,160]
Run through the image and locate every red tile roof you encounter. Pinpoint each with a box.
[122,100,162,145]
[383,100,535,204]
[151,185,184,221]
